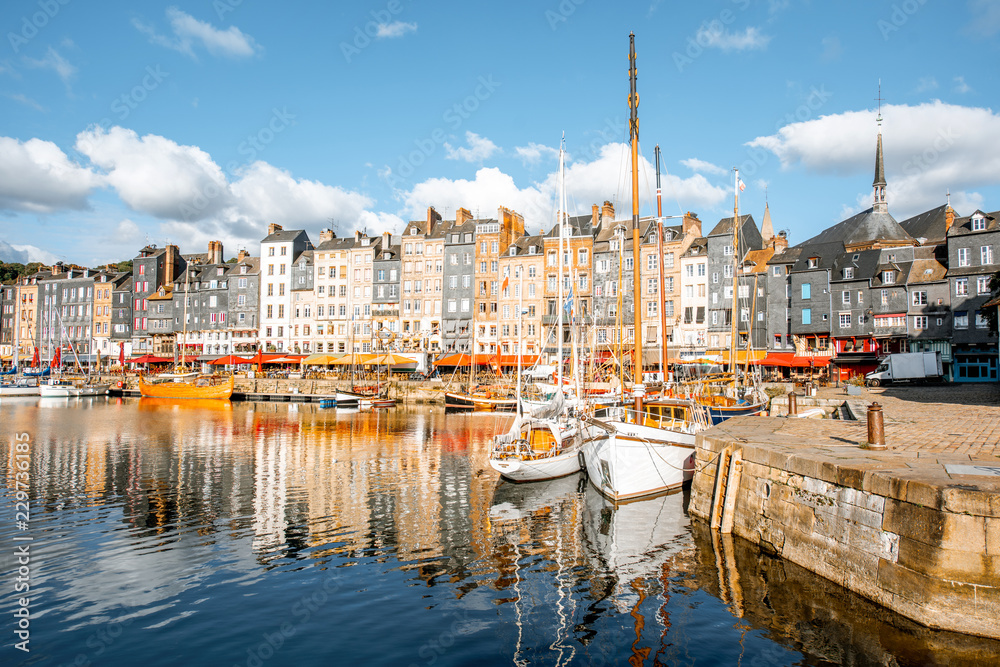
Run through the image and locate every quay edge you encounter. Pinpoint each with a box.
[689,415,1000,640]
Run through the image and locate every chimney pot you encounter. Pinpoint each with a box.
[267,223,283,236]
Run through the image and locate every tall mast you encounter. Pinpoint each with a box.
[181,268,190,371]
[655,144,668,380]
[730,169,741,386]
[629,32,642,387]
[557,137,565,393]
[12,282,20,372]
[516,267,523,416]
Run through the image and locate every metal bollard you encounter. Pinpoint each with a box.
[788,391,797,416]
[867,402,886,450]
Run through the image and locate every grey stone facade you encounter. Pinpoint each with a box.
[441,219,477,353]
[706,214,762,350]
[228,255,259,353]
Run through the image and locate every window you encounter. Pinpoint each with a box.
[807,258,818,269]
[913,315,928,330]
[712,272,719,284]
[647,301,657,317]
[579,248,589,266]
[972,214,987,231]
[979,276,991,294]
[954,311,969,329]
[956,278,969,296]
[912,291,927,305]
[982,246,993,265]
[724,265,733,279]
[665,253,675,269]
[647,278,658,295]
[802,308,811,325]
[958,248,970,267]
[723,245,733,256]
[842,291,851,305]
[976,310,989,329]
[839,313,851,327]
[801,283,811,299]
[772,266,781,277]
[882,271,894,285]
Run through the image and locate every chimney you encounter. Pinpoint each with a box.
[602,200,615,221]
[682,212,702,238]
[237,249,249,262]
[164,244,180,285]
[354,230,362,242]
[382,231,392,249]
[267,223,283,236]
[772,231,789,252]
[945,205,956,232]
[51,262,63,276]
[426,206,442,235]
[319,228,334,243]
[592,204,599,229]
[208,240,224,264]
[455,207,472,225]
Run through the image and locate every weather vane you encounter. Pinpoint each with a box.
[875,79,885,126]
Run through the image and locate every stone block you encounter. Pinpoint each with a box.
[896,536,1000,587]
[941,485,997,518]
[836,463,866,491]
[883,498,944,546]
[988,518,1000,556]
[903,475,948,510]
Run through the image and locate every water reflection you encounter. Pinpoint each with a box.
[1,400,998,666]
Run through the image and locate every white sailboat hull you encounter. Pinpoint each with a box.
[39,384,74,397]
[490,444,582,482]
[582,423,696,502]
[0,385,40,397]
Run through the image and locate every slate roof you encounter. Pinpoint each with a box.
[830,248,881,283]
[899,204,950,244]
[708,214,754,238]
[314,236,358,252]
[871,260,912,288]
[906,258,948,284]
[797,207,912,247]
[227,257,259,275]
[682,237,708,257]
[766,246,804,266]
[790,242,843,272]
[948,210,1000,236]
[262,229,309,244]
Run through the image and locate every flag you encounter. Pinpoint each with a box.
[51,346,61,369]
[563,286,574,321]
[502,275,509,291]
[738,178,746,192]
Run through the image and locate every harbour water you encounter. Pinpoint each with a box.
[1,398,998,666]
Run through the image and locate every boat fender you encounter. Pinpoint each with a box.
[578,451,587,476]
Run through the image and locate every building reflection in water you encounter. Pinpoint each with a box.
[3,399,1000,666]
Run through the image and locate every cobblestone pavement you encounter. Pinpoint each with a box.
[815,383,1000,458]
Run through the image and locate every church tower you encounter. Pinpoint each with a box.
[873,86,888,214]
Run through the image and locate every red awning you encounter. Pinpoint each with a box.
[208,355,255,365]
[495,354,540,367]
[756,353,831,368]
[433,353,504,367]
[127,355,172,364]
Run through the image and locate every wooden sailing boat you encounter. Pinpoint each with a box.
[138,266,233,399]
[582,33,711,502]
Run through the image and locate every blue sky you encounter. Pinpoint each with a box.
[1,0,999,266]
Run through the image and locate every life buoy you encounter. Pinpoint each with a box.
[116,381,123,389]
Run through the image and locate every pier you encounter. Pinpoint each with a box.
[690,384,1000,639]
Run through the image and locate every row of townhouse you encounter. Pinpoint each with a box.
[3,117,997,380]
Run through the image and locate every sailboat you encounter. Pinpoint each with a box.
[490,138,610,482]
[689,168,767,424]
[138,268,234,399]
[581,34,713,502]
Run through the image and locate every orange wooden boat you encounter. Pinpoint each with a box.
[138,374,234,399]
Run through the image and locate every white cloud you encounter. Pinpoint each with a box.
[0,136,101,213]
[695,24,770,52]
[399,143,728,234]
[514,142,560,166]
[23,46,76,88]
[4,93,45,111]
[134,7,261,59]
[0,240,59,264]
[681,158,727,175]
[444,132,500,162]
[375,21,417,38]
[749,101,1000,218]
[75,126,232,220]
[915,76,938,93]
[954,76,972,94]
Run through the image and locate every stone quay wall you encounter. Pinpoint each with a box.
[689,415,1000,639]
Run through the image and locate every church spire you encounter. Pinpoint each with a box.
[761,200,774,241]
[873,81,888,214]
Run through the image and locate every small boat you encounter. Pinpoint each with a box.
[39,379,76,397]
[0,377,41,397]
[138,374,234,399]
[445,389,517,411]
[490,412,607,482]
[361,396,397,409]
[334,390,366,406]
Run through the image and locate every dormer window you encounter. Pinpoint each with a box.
[972,214,987,231]
[528,246,537,255]
[852,254,860,260]
[509,247,517,256]
[240,266,247,274]
[882,270,895,285]
[410,228,418,235]
[887,254,896,262]
[807,257,818,269]
[843,267,854,279]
